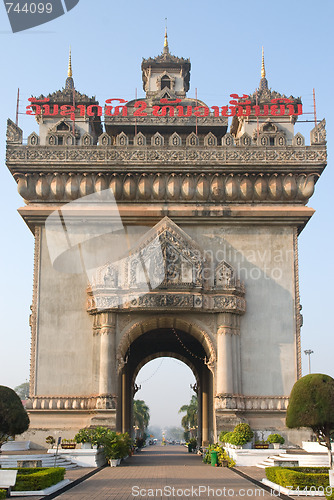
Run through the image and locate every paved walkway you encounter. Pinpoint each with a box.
[52,445,276,500]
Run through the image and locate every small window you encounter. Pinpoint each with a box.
[58,136,63,145]
[161,76,171,89]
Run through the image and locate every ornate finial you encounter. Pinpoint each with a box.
[163,18,169,53]
[261,46,266,79]
[65,47,74,90]
[68,47,72,78]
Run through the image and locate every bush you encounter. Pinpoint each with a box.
[0,386,30,447]
[222,424,253,446]
[102,432,132,461]
[267,434,285,445]
[203,443,235,468]
[0,490,6,500]
[7,468,66,491]
[265,467,330,490]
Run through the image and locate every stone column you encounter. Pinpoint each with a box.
[97,312,116,406]
[202,374,209,446]
[216,312,241,396]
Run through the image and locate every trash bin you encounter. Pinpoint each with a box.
[210,451,218,466]
[188,444,192,453]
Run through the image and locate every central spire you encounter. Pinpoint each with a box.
[259,46,268,91]
[163,18,169,54]
[65,47,74,90]
[261,46,266,79]
[68,47,73,78]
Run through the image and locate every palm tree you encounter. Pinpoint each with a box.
[133,399,150,438]
[179,395,198,439]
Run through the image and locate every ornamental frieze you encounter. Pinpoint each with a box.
[7,144,327,166]
[87,292,246,314]
[13,171,319,203]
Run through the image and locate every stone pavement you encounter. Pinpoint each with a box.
[51,445,277,500]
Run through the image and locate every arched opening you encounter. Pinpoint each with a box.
[133,357,197,443]
[116,324,214,446]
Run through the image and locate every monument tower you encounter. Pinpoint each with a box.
[6,39,326,446]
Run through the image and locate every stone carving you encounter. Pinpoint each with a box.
[215,395,289,411]
[151,132,164,147]
[169,132,182,146]
[275,134,286,147]
[294,132,305,147]
[116,132,129,146]
[7,144,327,166]
[27,132,40,146]
[134,132,146,146]
[6,119,23,144]
[238,132,252,147]
[81,133,93,146]
[88,218,246,314]
[186,132,199,146]
[215,261,235,288]
[25,395,116,410]
[204,132,217,147]
[98,132,112,146]
[46,134,58,146]
[310,119,326,145]
[221,133,234,147]
[13,171,320,204]
[29,226,41,397]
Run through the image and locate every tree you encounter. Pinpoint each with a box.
[179,395,198,439]
[133,399,150,438]
[0,385,30,448]
[14,382,30,400]
[286,374,334,468]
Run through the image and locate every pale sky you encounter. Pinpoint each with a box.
[0,0,333,429]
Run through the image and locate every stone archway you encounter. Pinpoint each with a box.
[116,320,214,446]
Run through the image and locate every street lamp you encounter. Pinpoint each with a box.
[304,349,314,374]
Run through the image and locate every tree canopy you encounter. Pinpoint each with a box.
[14,382,30,400]
[286,373,334,468]
[0,385,30,447]
[179,395,198,439]
[133,399,150,438]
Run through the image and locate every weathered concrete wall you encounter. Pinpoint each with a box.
[185,224,297,397]
[36,227,94,396]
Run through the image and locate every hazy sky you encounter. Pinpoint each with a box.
[0,0,333,429]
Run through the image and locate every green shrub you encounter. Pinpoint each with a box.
[102,432,132,461]
[219,431,229,443]
[267,434,285,445]
[9,467,66,491]
[203,443,235,468]
[265,467,330,490]
[0,490,6,500]
[325,492,334,500]
[219,424,254,446]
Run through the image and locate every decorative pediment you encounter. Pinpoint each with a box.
[151,132,164,147]
[81,133,93,146]
[239,132,252,146]
[98,132,112,146]
[294,132,305,146]
[222,133,234,146]
[310,119,326,145]
[48,118,80,138]
[186,132,199,147]
[169,132,182,146]
[27,131,40,146]
[204,132,217,147]
[116,132,129,146]
[87,218,246,314]
[6,119,23,144]
[134,132,146,146]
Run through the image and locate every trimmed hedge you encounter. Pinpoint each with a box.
[265,467,330,489]
[0,490,6,500]
[325,493,334,500]
[3,468,66,492]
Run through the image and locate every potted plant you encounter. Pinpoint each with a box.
[74,428,93,449]
[229,424,254,449]
[267,433,285,449]
[61,438,76,449]
[102,432,129,466]
[45,435,55,448]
